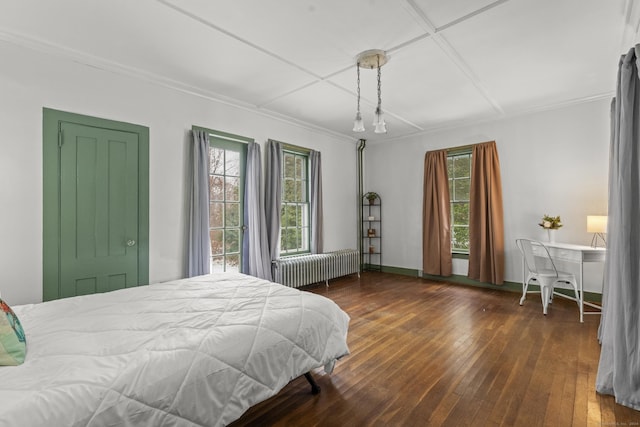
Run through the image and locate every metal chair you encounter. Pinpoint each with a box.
[516,239,580,316]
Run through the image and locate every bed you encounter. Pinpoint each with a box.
[0,272,350,426]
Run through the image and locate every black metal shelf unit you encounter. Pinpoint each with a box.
[362,194,381,271]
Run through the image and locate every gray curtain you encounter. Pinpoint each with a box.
[596,45,640,410]
[265,140,282,263]
[242,142,272,280]
[310,150,323,254]
[187,130,211,277]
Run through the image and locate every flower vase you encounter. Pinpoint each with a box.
[547,229,556,243]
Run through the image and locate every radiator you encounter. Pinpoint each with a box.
[272,249,360,288]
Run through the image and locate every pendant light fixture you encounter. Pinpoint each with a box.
[352,50,389,134]
[372,54,387,134]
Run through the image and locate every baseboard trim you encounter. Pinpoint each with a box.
[372,265,602,303]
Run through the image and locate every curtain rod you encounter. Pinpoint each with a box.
[272,139,312,154]
[192,125,253,144]
[447,143,474,153]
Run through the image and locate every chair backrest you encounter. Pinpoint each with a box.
[515,238,558,276]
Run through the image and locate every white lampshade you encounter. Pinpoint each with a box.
[372,107,387,134]
[587,215,608,233]
[352,111,365,132]
[374,119,387,134]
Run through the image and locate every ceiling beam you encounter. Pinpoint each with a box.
[402,0,506,115]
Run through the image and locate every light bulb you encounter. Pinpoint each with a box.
[372,107,387,133]
[353,111,365,132]
[374,120,387,134]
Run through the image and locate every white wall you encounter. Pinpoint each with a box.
[364,99,610,292]
[0,41,357,305]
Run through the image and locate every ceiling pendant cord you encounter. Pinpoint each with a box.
[353,62,365,132]
[353,49,388,134]
[376,55,381,120]
[374,54,387,134]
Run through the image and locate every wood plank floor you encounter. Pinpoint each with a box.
[231,272,640,426]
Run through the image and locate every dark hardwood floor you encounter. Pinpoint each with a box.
[231,272,639,426]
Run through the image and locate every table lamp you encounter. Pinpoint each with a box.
[587,215,607,247]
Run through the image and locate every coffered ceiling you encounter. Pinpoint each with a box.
[0,0,638,141]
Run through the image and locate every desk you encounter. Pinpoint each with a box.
[527,241,606,322]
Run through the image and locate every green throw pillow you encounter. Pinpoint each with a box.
[0,298,26,365]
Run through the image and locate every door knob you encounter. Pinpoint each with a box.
[126,239,136,247]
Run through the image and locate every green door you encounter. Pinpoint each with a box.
[43,109,149,301]
[59,123,139,297]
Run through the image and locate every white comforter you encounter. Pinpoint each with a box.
[0,273,350,426]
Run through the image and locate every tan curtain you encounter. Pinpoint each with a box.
[422,149,452,276]
[468,141,505,284]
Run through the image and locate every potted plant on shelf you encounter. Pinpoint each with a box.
[364,192,379,205]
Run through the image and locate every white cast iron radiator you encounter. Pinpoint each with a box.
[272,249,360,288]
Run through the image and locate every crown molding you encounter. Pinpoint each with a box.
[0,28,354,144]
[370,91,614,145]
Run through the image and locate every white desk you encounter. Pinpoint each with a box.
[526,241,606,322]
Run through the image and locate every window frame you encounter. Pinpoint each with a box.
[447,148,472,255]
[193,126,251,273]
[279,144,311,256]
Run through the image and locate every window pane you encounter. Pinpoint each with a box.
[226,254,240,272]
[210,202,223,228]
[298,205,308,227]
[295,156,304,179]
[281,228,296,252]
[454,179,470,201]
[300,226,309,251]
[226,203,240,227]
[210,148,224,175]
[225,229,239,253]
[453,155,470,178]
[283,179,295,202]
[225,150,239,176]
[284,154,295,178]
[210,230,223,255]
[284,205,297,226]
[211,256,224,273]
[225,177,239,202]
[452,202,469,225]
[295,228,302,249]
[452,226,470,251]
[210,176,224,201]
[295,181,304,202]
[447,157,453,177]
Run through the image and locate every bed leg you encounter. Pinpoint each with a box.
[304,372,321,395]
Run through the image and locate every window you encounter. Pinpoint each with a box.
[201,128,249,273]
[448,151,471,253]
[280,148,310,255]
